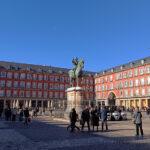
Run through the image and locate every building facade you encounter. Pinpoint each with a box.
[0,61,95,110]
[95,57,150,109]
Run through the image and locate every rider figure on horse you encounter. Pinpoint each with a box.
[72,57,78,73]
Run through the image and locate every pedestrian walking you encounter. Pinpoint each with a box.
[91,107,99,131]
[100,106,108,132]
[24,108,30,126]
[81,107,90,131]
[133,107,144,137]
[19,109,24,121]
[12,107,17,121]
[67,108,80,132]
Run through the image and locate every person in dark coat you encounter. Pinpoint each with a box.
[81,107,90,131]
[133,107,144,136]
[91,107,99,131]
[101,106,108,131]
[24,108,30,125]
[68,108,80,132]
[19,109,24,121]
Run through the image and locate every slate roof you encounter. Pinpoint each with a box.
[0,61,95,76]
[96,56,150,77]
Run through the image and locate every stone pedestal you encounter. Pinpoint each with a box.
[65,87,83,119]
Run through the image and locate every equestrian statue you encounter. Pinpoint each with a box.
[68,57,84,87]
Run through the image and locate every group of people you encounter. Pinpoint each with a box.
[69,106,144,137]
[69,105,108,132]
[1,106,37,125]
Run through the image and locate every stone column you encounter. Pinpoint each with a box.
[48,100,50,108]
[134,99,136,108]
[139,99,142,109]
[29,100,32,108]
[105,99,108,106]
[16,100,19,108]
[13,100,16,108]
[146,99,148,107]
[4,99,6,108]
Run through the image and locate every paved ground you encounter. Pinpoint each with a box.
[0,114,150,150]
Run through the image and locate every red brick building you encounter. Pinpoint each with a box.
[95,57,150,109]
[0,61,95,110]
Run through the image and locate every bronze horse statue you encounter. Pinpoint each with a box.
[68,58,84,87]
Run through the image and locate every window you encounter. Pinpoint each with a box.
[27,74,32,80]
[38,75,43,81]
[147,88,150,96]
[32,91,36,97]
[139,68,144,75]
[32,82,37,89]
[130,90,133,97]
[6,81,12,88]
[110,76,113,81]
[49,92,53,98]
[38,83,42,89]
[110,83,113,90]
[7,72,12,78]
[123,72,127,78]
[13,90,18,97]
[19,91,24,97]
[128,70,133,77]
[0,80,5,87]
[60,77,64,82]
[38,91,42,98]
[146,66,150,74]
[44,92,48,98]
[26,91,30,97]
[140,78,145,86]
[147,76,150,85]
[6,90,11,97]
[60,92,64,98]
[49,76,54,81]
[55,76,59,82]
[124,90,128,97]
[14,81,18,88]
[129,80,133,87]
[134,69,138,76]
[124,81,128,88]
[33,74,37,80]
[135,89,139,96]
[118,82,123,89]
[54,92,59,98]
[49,84,54,89]
[20,73,26,79]
[44,83,48,89]
[142,89,145,96]
[60,84,64,90]
[135,79,139,86]
[26,82,31,89]
[54,84,59,90]
[14,73,19,79]
[0,90,5,97]
[0,72,6,77]
[44,75,48,81]
[20,81,25,88]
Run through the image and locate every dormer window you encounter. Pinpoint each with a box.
[141,59,144,65]
[120,65,123,70]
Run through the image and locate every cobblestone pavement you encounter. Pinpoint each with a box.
[0,115,150,150]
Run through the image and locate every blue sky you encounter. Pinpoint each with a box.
[0,0,150,72]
